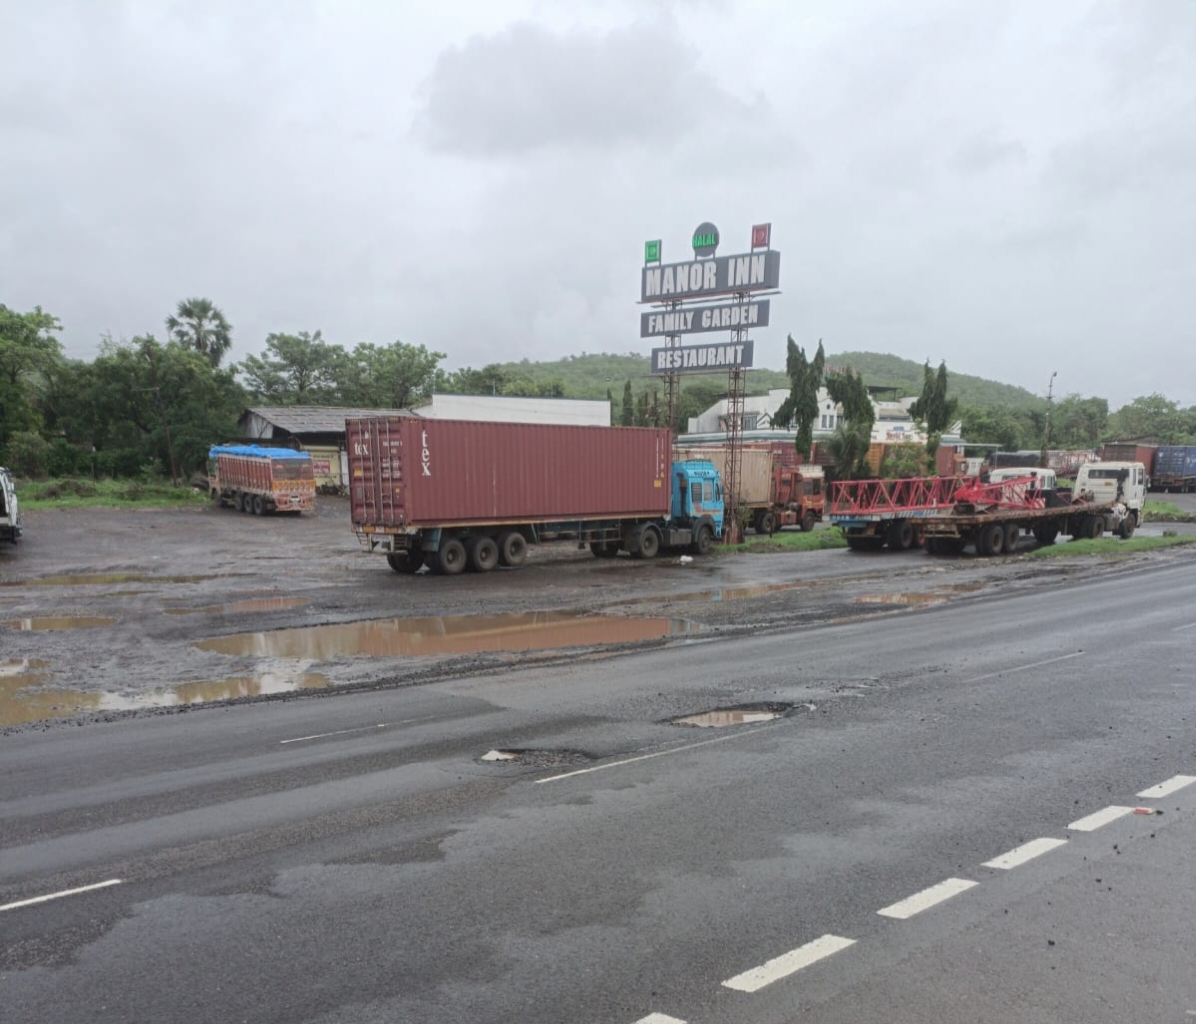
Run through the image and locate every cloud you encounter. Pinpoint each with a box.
[414,20,764,157]
[952,136,1028,174]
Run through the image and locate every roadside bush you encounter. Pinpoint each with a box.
[45,439,94,478]
[2,430,50,478]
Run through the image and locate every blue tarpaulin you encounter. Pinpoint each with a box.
[209,445,311,461]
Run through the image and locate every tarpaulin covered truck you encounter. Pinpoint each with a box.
[208,445,316,515]
[347,418,725,575]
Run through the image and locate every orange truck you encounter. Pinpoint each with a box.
[208,445,315,515]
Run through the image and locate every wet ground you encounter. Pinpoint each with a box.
[2,495,1194,731]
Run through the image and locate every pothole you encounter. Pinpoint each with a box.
[476,748,595,768]
[671,702,798,728]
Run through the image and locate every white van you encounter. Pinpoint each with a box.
[0,466,19,544]
[986,467,1057,489]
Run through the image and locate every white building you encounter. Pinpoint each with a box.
[413,394,611,426]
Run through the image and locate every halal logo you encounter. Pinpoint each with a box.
[691,222,720,258]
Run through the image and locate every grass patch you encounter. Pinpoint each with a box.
[1142,499,1196,523]
[718,526,849,554]
[1026,534,1196,559]
[18,478,210,509]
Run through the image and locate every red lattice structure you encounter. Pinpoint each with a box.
[829,476,970,519]
[952,476,1048,512]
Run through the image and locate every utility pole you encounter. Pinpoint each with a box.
[144,341,179,486]
[1042,371,1057,468]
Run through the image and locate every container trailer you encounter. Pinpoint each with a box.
[1100,443,1155,479]
[347,418,725,574]
[1152,446,1196,492]
[208,445,316,515]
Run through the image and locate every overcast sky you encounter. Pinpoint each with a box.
[3,0,1193,407]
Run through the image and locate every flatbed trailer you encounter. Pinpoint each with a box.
[828,476,968,551]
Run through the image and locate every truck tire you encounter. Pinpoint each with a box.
[1033,523,1059,546]
[387,551,424,574]
[886,520,915,550]
[1003,522,1021,554]
[756,511,775,535]
[1085,515,1104,539]
[632,526,660,560]
[467,535,500,573]
[498,530,528,567]
[800,511,816,533]
[252,494,265,516]
[241,493,254,513]
[433,537,467,575]
[978,522,1004,556]
[1119,514,1136,539]
[692,524,714,556]
[232,492,243,512]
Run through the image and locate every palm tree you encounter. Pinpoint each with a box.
[827,421,872,480]
[166,298,232,368]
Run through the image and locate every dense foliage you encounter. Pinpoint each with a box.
[3,295,1195,480]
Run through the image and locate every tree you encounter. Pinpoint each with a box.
[166,298,233,368]
[239,331,345,404]
[772,337,825,460]
[1050,393,1108,448]
[341,341,444,409]
[826,422,872,480]
[0,304,63,450]
[824,367,875,479]
[909,360,959,464]
[1106,394,1190,443]
[621,380,634,426]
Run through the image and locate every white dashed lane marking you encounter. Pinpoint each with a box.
[1,879,122,913]
[722,934,856,993]
[877,877,977,919]
[1068,805,1134,831]
[1137,775,1196,799]
[982,837,1067,870]
[962,651,1083,684]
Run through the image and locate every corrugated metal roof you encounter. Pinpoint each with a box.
[241,406,418,434]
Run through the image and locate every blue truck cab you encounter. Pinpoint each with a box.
[672,459,725,539]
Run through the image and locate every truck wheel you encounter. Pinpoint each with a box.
[467,535,500,572]
[978,522,1004,556]
[800,511,816,533]
[692,524,714,556]
[756,511,776,535]
[433,537,467,575]
[632,527,660,560]
[252,495,265,516]
[1003,522,1021,554]
[232,492,243,512]
[925,537,941,555]
[241,493,254,513]
[387,551,423,574]
[1119,514,1136,539]
[1084,515,1104,539]
[886,520,915,550]
[498,530,528,567]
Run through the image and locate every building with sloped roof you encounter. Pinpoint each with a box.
[238,406,415,446]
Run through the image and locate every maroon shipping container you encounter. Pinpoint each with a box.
[1100,443,1156,475]
[348,418,672,530]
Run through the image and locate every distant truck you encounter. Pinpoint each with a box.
[347,418,724,574]
[0,466,20,544]
[673,445,825,534]
[921,460,1147,554]
[208,445,316,515]
[1152,446,1196,493]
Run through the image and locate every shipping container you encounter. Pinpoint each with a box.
[1152,445,1196,492]
[209,446,316,514]
[673,446,773,506]
[347,418,725,573]
[1100,444,1156,478]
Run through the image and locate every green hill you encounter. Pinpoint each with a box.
[475,351,1041,410]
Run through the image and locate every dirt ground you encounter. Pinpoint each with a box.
[2,495,1193,732]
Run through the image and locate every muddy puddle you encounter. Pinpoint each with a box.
[854,583,985,607]
[195,611,699,660]
[674,709,782,727]
[0,573,217,588]
[0,662,331,727]
[165,596,309,616]
[3,615,119,631]
[620,581,813,606]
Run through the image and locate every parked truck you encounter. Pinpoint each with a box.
[828,476,968,551]
[920,460,1147,555]
[1152,446,1196,493]
[0,466,20,544]
[673,445,825,534]
[208,445,316,515]
[348,418,725,575]
[1100,443,1156,480]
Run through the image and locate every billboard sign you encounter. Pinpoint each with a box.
[651,340,755,374]
[640,249,780,303]
[640,299,770,338]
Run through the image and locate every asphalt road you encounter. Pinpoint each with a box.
[3,556,1195,1023]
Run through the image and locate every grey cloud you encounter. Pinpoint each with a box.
[952,136,1028,174]
[414,21,764,156]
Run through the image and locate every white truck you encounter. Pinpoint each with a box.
[0,466,20,544]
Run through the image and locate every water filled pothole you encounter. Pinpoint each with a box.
[671,702,797,728]
[476,748,594,768]
[195,611,699,659]
[2,616,119,631]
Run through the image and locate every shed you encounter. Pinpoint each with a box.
[238,406,416,446]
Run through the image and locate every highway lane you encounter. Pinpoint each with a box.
[2,556,1195,1023]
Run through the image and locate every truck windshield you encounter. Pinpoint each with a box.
[1084,469,1125,480]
